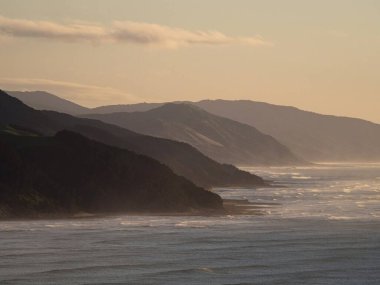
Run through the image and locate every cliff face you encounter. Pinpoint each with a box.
[0,127,223,218]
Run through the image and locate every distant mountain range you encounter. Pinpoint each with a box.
[9,90,380,162]
[195,100,380,162]
[0,90,263,189]
[0,125,223,218]
[8,91,303,165]
[86,100,380,163]
[84,103,302,165]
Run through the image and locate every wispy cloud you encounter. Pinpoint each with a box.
[0,77,139,107]
[0,15,272,49]
[111,21,272,48]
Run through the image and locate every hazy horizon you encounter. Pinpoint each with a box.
[1,0,379,123]
[7,89,380,126]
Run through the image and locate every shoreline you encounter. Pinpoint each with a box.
[0,199,279,222]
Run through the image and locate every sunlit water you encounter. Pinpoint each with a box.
[1,163,379,284]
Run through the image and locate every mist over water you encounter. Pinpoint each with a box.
[239,163,380,221]
[1,163,379,284]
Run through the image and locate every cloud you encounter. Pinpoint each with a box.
[0,16,106,43]
[111,21,272,48]
[0,15,272,49]
[0,77,140,107]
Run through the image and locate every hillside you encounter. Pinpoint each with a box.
[86,100,380,162]
[13,90,379,162]
[195,100,380,162]
[92,102,163,114]
[0,90,264,188]
[7,91,90,115]
[0,126,223,218]
[84,103,303,165]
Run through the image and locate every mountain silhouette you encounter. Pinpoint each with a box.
[0,125,223,218]
[195,100,380,162]
[0,90,264,188]
[84,99,380,162]
[85,103,303,165]
[8,91,90,115]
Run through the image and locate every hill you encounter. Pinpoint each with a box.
[92,102,162,114]
[0,90,264,188]
[7,91,90,115]
[84,103,303,165]
[0,126,223,218]
[13,90,378,162]
[195,100,380,162]
[87,100,380,162]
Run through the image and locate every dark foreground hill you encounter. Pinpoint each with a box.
[0,90,264,188]
[85,103,303,165]
[0,126,223,218]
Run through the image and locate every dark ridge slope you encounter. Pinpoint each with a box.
[0,90,264,188]
[7,91,90,115]
[0,127,223,218]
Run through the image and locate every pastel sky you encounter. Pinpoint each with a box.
[0,0,379,122]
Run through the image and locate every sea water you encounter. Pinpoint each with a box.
[1,163,379,284]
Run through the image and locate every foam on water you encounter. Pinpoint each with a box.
[239,163,380,221]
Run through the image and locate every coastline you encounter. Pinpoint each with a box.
[0,199,278,221]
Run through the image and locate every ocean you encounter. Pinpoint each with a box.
[1,163,379,284]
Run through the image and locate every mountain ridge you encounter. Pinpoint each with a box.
[10,90,380,162]
[84,103,303,165]
[85,100,380,162]
[0,90,264,188]
[195,100,380,162]
[0,126,223,218]
[7,91,90,115]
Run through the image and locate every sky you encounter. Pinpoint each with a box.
[0,0,379,122]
